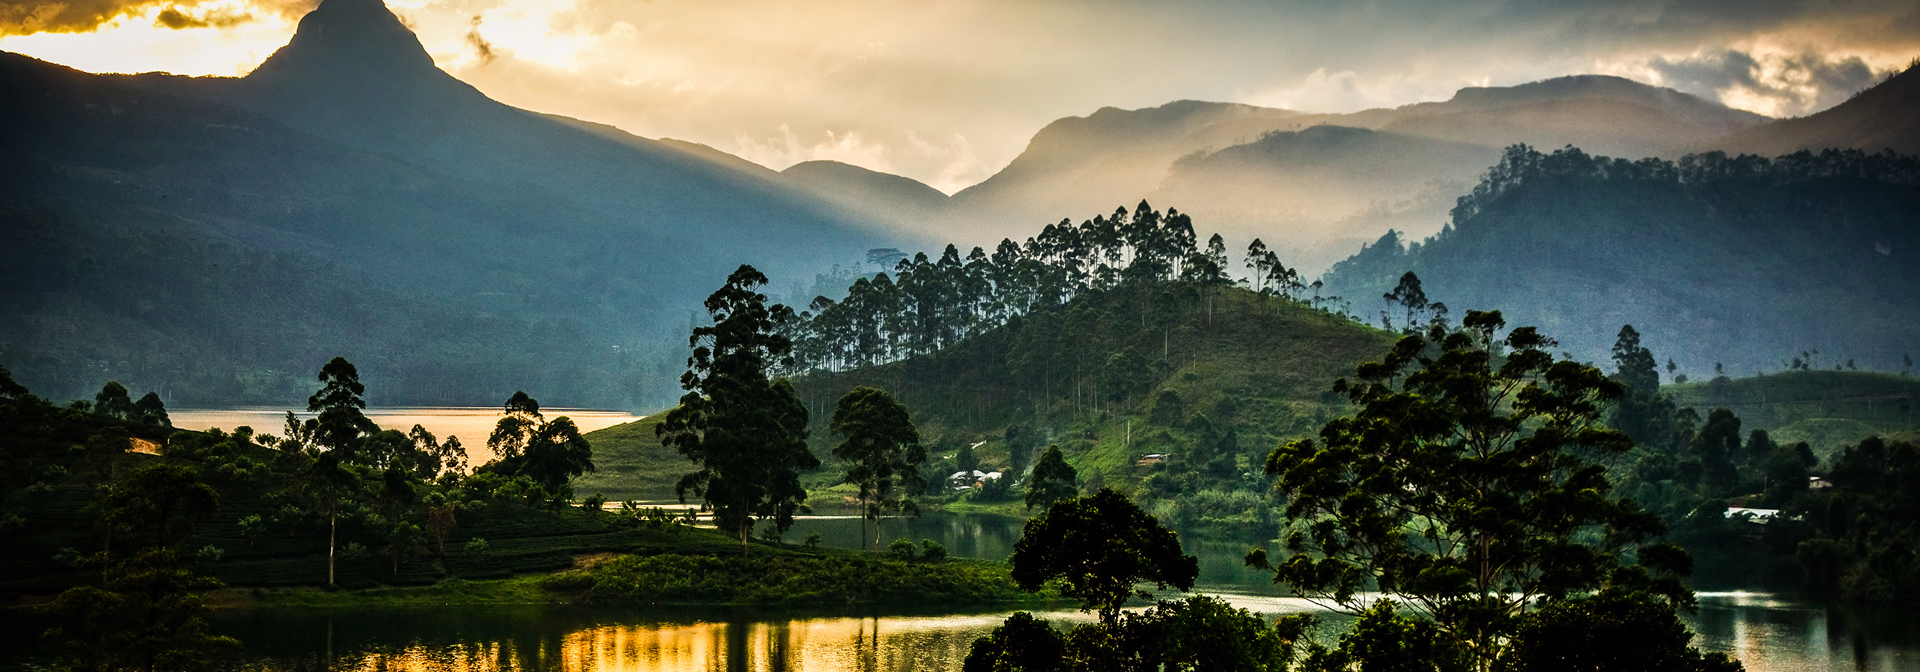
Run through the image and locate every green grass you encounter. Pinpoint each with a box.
[788,284,1394,496]
[218,526,1049,609]
[573,415,688,501]
[1666,370,1920,457]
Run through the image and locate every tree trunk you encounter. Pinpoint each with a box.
[328,511,337,586]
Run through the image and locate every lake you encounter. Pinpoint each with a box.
[166,406,644,464]
[6,512,1918,670]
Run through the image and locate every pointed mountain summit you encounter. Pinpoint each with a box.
[229,0,499,154]
[250,0,445,84]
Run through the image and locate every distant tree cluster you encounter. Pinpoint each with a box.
[783,202,1334,372]
[1448,144,1920,227]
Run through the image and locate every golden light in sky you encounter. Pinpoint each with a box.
[3,0,1915,191]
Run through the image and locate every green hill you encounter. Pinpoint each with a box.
[1664,370,1920,458]
[571,415,688,501]
[1320,144,1920,380]
[790,281,1393,528]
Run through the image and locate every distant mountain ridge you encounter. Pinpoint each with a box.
[909,75,1773,274]
[1714,62,1920,156]
[0,0,906,407]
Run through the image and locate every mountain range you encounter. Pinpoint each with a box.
[0,0,904,407]
[1,0,1914,408]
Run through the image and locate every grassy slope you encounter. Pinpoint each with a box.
[571,284,1397,517]
[792,284,1396,504]
[1665,370,1920,458]
[572,415,688,501]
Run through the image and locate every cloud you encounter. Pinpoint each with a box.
[6,0,1919,188]
[1646,49,1886,117]
[464,14,492,65]
[730,125,895,175]
[0,0,309,35]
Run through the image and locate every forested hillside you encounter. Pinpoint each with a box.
[0,0,896,408]
[705,203,1395,532]
[1665,371,1920,456]
[1321,144,1920,378]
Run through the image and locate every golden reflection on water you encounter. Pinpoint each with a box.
[325,613,1026,672]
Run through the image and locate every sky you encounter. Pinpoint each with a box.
[3,0,1916,193]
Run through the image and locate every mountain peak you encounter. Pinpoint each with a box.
[247,0,447,90]
[231,0,497,154]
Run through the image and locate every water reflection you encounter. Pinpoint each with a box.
[1689,593,1920,672]
[5,591,1916,671]
[208,607,1091,672]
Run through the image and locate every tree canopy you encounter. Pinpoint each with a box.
[829,386,926,551]
[1011,487,1198,622]
[658,265,819,553]
[1253,310,1694,671]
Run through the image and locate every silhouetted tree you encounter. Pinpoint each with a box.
[307,357,374,459]
[1254,310,1693,671]
[1012,488,1198,623]
[95,381,135,420]
[659,265,819,554]
[830,386,926,551]
[1025,445,1078,511]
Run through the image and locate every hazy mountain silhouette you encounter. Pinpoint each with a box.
[944,100,1297,241]
[926,76,1769,272]
[0,0,904,407]
[1713,63,1920,156]
[1383,75,1767,158]
[1151,125,1497,271]
[780,160,951,233]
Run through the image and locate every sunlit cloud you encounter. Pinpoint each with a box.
[0,0,298,75]
[1630,48,1901,118]
[3,0,1917,188]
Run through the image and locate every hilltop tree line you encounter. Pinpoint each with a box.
[782,202,1342,373]
[1323,144,1920,377]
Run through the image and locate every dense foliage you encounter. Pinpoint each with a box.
[830,386,927,550]
[783,202,1341,374]
[1255,311,1712,671]
[658,265,819,554]
[1323,144,1920,377]
[968,489,1309,672]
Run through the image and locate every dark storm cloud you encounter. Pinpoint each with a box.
[1650,49,1882,116]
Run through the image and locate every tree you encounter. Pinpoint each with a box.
[304,451,361,586]
[1503,593,1742,672]
[0,363,28,398]
[1382,271,1429,332]
[658,265,820,554]
[307,357,374,459]
[1025,445,1079,511]
[1254,310,1692,672]
[973,489,1299,672]
[1611,325,1660,393]
[486,391,543,461]
[830,386,927,552]
[133,392,170,427]
[1011,488,1199,623]
[102,463,220,552]
[95,381,136,420]
[42,550,238,672]
[481,392,595,496]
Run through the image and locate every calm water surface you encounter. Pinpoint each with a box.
[167,407,644,463]
[7,471,1914,670]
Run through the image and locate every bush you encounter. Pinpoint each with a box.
[888,537,918,560]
